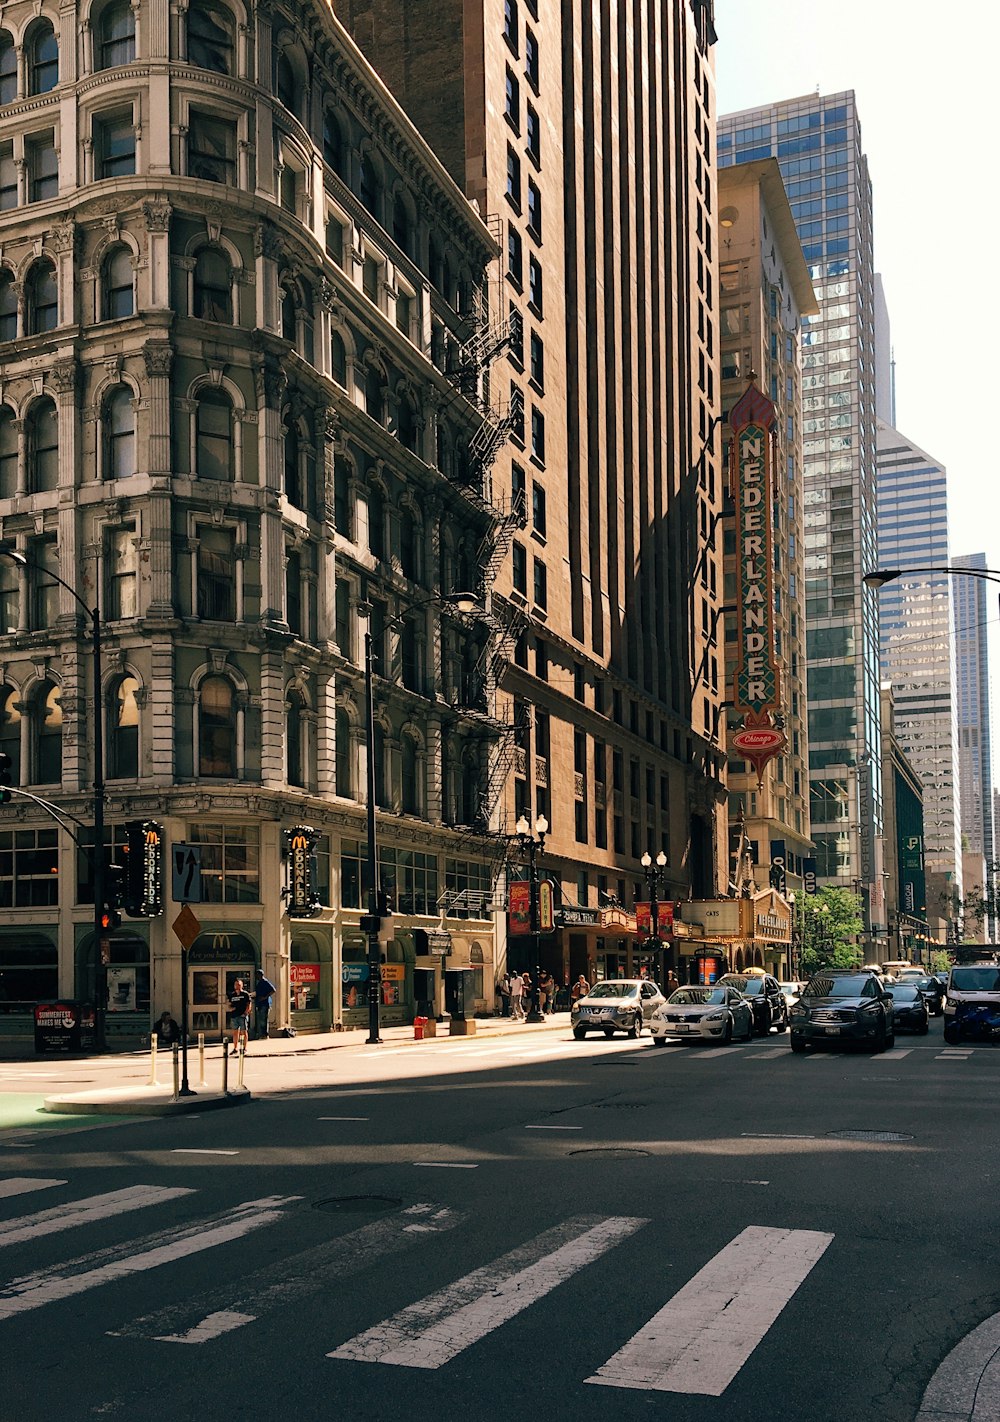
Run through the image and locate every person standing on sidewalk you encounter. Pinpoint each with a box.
[509,971,525,1020]
[254,974,276,1040]
[498,973,512,1018]
[227,978,252,1055]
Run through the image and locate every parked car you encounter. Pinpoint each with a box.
[570,979,665,1040]
[779,981,805,1009]
[885,982,929,1034]
[912,974,946,1016]
[649,986,754,1047]
[789,969,895,1053]
[718,972,788,1035]
[943,963,1000,1044]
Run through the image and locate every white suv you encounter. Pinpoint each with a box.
[943,963,1000,1043]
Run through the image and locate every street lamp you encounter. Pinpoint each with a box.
[514,812,548,1022]
[640,849,668,974]
[0,542,108,1049]
[357,590,480,1045]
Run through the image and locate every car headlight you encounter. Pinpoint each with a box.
[615,1005,633,1015]
[790,1004,807,1019]
[703,1011,726,1022]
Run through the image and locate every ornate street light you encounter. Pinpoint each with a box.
[640,849,668,972]
[514,812,548,1022]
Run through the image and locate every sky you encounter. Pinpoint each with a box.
[714,0,998,571]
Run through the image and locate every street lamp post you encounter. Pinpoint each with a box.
[357,591,481,1045]
[514,813,548,1022]
[640,849,668,975]
[0,543,108,1049]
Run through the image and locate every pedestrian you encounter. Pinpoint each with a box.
[571,974,591,1004]
[523,970,535,1015]
[665,970,680,999]
[154,1010,180,1046]
[499,973,512,1018]
[227,977,252,1055]
[254,973,276,1040]
[509,971,525,1019]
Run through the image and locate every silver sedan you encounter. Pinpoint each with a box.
[649,986,754,1046]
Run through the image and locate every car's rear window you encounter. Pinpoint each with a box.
[804,975,872,998]
[949,968,1000,992]
[888,985,919,1001]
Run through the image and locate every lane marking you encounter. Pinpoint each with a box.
[116,1203,465,1344]
[587,1224,833,1395]
[749,1048,789,1060]
[0,1178,66,1200]
[170,1149,239,1157]
[0,1186,193,1249]
[525,1125,583,1131]
[318,1117,370,1122]
[872,1050,911,1058]
[0,1196,299,1321]
[412,1162,478,1170]
[329,1213,646,1369]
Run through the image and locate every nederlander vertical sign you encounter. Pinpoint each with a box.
[728,379,787,786]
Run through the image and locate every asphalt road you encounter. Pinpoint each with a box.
[1,1018,996,1422]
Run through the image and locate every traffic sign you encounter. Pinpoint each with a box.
[172,843,203,903]
[172,904,201,951]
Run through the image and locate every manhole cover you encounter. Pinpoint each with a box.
[826,1130,913,1143]
[313,1195,402,1214]
[569,1147,651,1158]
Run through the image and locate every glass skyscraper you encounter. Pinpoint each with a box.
[718,92,883,911]
[953,552,995,941]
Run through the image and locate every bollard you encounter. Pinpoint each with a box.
[197,1033,206,1087]
[237,1043,246,1090]
[149,1037,158,1086]
[172,1043,180,1102]
[221,1041,229,1094]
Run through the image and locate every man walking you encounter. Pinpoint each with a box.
[509,971,525,1020]
[227,977,252,1055]
[254,973,276,1040]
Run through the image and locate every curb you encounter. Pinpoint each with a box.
[42,1089,253,1117]
[915,1312,1000,1421]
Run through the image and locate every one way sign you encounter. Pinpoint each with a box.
[172,843,203,903]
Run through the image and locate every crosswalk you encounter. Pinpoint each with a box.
[0,1173,837,1398]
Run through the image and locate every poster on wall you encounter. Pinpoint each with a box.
[341,962,369,1010]
[106,967,136,1012]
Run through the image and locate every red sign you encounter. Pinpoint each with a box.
[508,880,531,936]
[731,709,788,787]
[636,902,674,939]
[290,963,321,984]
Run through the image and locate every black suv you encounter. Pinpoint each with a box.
[717,973,788,1035]
[789,969,895,1053]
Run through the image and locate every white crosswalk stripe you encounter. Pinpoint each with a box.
[115,1202,465,1344]
[0,1178,66,1201]
[0,1194,298,1321]
[329,1213,647,1369]
[0,1186,193,1249]
[587,1225,834,1395]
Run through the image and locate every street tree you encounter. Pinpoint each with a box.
[798,887,864,976]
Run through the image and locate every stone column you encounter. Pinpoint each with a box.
[141,199,173,308]
[255,354,287,626]
[142,341,175,617]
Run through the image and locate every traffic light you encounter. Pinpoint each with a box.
[100,863,125,933]
[99,905,122,933]
[0,751,12,806]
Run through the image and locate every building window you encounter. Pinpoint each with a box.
[323,111,345,174]
[188,822,259,902]
[198,675,237,777]
[335,708,353,797]
[526,104,540,164]
[507,224,523,285]
[505,67,520,129]
[0,32,16,105]
[29,22,58,95]
[526,178,542,239]
[0,406,16,499]
[197,525,236,620]
[503,0,518,53]
[511,461,526,521]
[506,145,521,208]
[30,538,59,629]
[98,0,136,68]
[28,397,58,492]
[367,484,385,559]
[188,111,237,184]
[0,145,16,209]
[334,456,352,538]
[96,109,136,177]
[528,255,543,314]
[286,685,306,787]
[195,388,234,480]
[108,674,139,778]
[103,246,135,319]
[530,406,545,464]
[358,152,379,215]
[330,331,347,386]
[365,367,385,424]
[529,331,544,388]
[192,247,232,322]
[0,271,16,340]
[104,386,136,479]
[0,831,59,911]
[510,385,525,444]
[187,0,235,74]
[532,481,546,536]
[533,556,547,609]
[27,134,58,203]
[106,524,137,617]
[524,29,539,88]
[512,541,527,595]
[0,684,20,783]
[33,679,62,784]
[392,193,413,255]
[283,418,301,507]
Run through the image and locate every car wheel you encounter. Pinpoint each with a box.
[944,1021,961,1045]
[652,1037,667,1048]
[755,1007,771,1037]
[627,1014,642,1039]
[885,1029,895,1049]
[572,1027,587,1041]
[790,1034,807,1054]
[919,1020,929,1035]
[722,1019,733,1046]
[743,1015,754,1042]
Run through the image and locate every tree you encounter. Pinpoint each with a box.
[797,887,864,976]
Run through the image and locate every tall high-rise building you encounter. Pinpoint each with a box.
[338,0,729,985]
[718,92,884,928]
[953,552,996,942]
[875,423,962,939]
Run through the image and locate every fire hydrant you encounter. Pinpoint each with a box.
[414,1016,427,1040]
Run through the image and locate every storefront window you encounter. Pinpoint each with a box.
[75,932,149,1011]
[340,842,439,914]
[0,933,57,1009]
[0,829,59,908]
[341,932,369,1014]
[290,934,325,1014]
[188,822,260,902]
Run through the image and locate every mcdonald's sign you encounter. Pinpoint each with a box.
[285,825,321,918]
[124,819,164,917]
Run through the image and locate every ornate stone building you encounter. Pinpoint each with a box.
[0,0,510,1041]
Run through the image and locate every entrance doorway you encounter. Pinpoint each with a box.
[190,965,254,1038]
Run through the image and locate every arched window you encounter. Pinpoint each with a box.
[27,260,58,335]
[195,388,233,480]
[365,366,384,424]
[98,0,135,68]
[400,617,419,692]
[34,679,62,784]
[108,674,139,778]
[392,193,411,255]
[401,733,420,815]
[274,50,297,115]
[198,674,236,777]
[367,485,385,559]
[280,286,297,344]
[396,394,418,453]
[0,271,16,341]
[187,0,235,74]
[103,246,134,320]
[357,152,379,215]
[334,456,352,539]
[330,331,347,387]
[0,685,20,785]
[0,32,16,105]
[373,720,387,807]
[428,235,443,292]
[28,398,58,493]
[400,507,418,580]
[29,22,58,95]
[323,111,346,176]
[192,247,232,322]
[335,708,352,798]
[0,406,17,498]
[461,747,480,825]
[283,419,301,506]
[286,686,305,787]
[104,385,135,479]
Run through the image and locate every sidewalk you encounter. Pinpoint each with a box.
[5,1012,568,1119]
